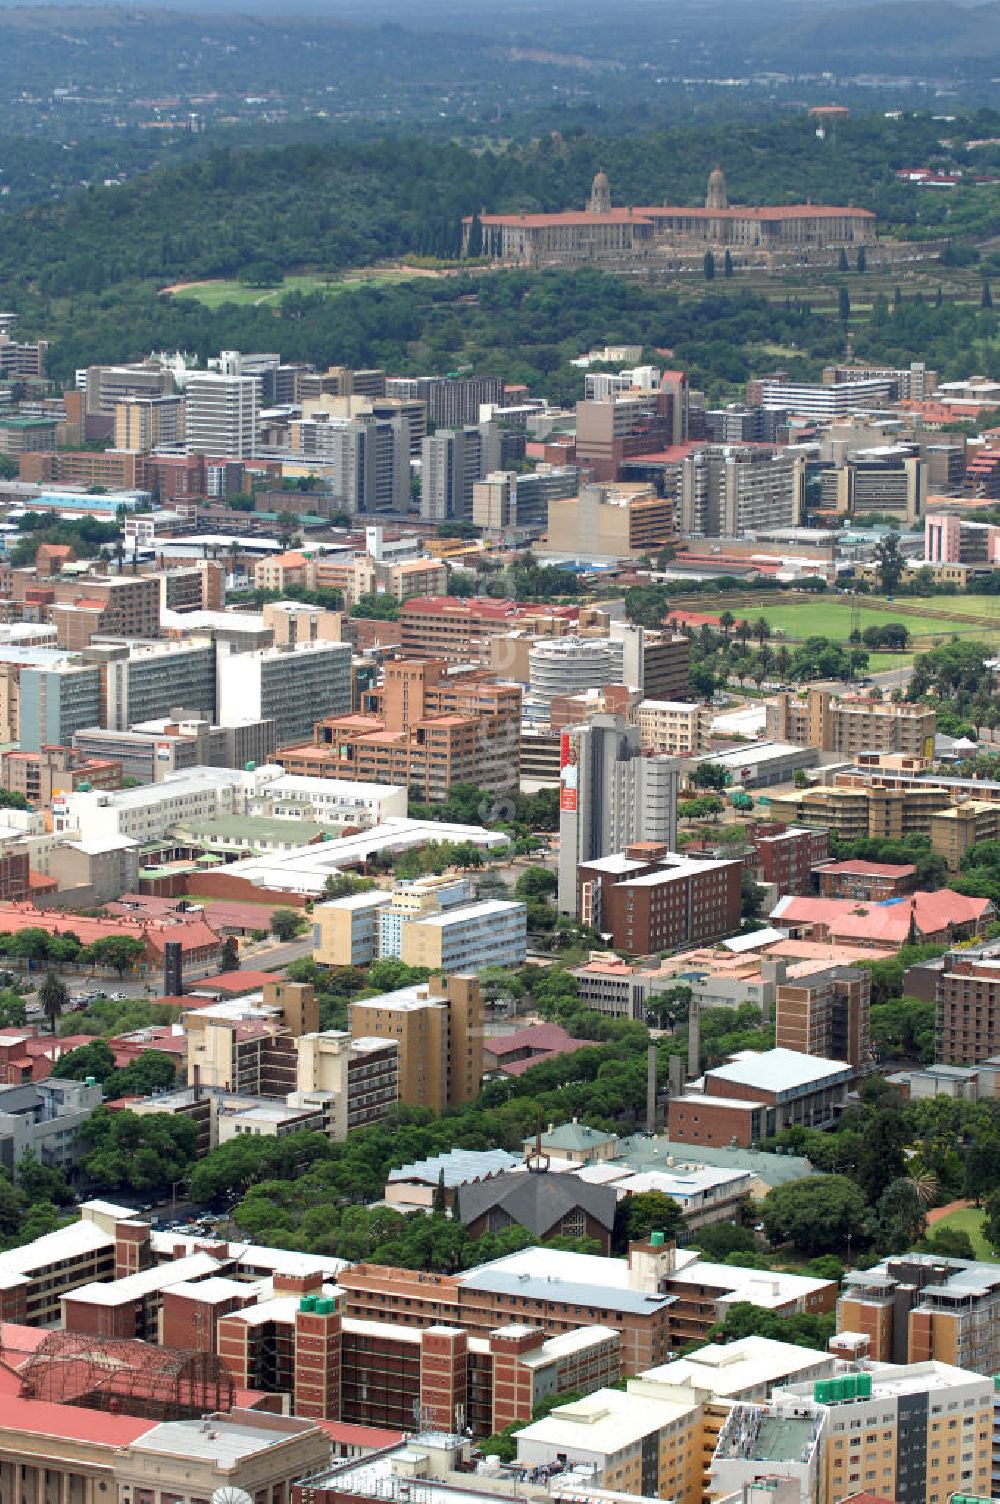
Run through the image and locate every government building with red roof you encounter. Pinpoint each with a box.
[465,167,876,268]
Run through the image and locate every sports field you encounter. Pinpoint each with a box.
[165,269,419,309]
[723,596,1000,659]
[927,1205,997,1261]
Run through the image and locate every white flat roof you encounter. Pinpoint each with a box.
[707,1047,852,1094]
[0,1216,114,1289]
[65,1251,222,1306]
[516,1388,694,1456]
[208,817,509,896]
[639,1336,831,1397]
[668,1260,832,1306]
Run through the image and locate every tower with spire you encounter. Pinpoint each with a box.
[588,169,611,215]
[705,165,728,211]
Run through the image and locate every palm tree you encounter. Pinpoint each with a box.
[775,645,791,681]
[719,611,735,641]
[905,1171,939,1209]
[736,619,752,650]
[38,971,68,1037]
[754,616,771,650]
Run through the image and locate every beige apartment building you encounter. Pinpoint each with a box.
[637,699,709,756]
[766,782,950,840]
[350,973,484,1111]
[766,689,936,758]
[114,395,186,451]
[545,483,675,559]
[930,799,1000,870]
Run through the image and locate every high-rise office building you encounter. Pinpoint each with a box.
[216,641,353,748]
[114,396,186,452]
[420,424,501,520]
[18,662,102,753]
[89,640,218,731]
[293,413,410,513]
[679,445,803,537]
[184,372,258,458]
[557,713,679,915]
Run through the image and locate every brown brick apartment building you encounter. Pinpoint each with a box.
[398,597,580,666]
[1,745,121,804]
[276,659,521,799]
[753,824,829,896]
[578,844,743,955]
[934,939,1000,1064]
[218,1297,620,1437]
[838,1253,1000,1372]
[765,782,950,841]
[774,965,871,1068]
[814,859,918,901]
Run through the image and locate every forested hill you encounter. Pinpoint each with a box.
[0,111,991,298]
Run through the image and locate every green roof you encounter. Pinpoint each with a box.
[615,1133,815,1188]
[180,815,328,846]
[537,1122,617,1151]
[0,416,57,429]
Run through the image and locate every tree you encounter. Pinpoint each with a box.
[16,1150,72,1205]
[710,1301,834,1351]
[432,1169,448,1215]
[854,1105,908,1202]
[219,937,240,973]
[838,284,851,324]
[81,936,146,976]
[983,280,993,309]
[723,249,733,278]
[514,866,557,900]
[271,909,306,942]
[0,991,26,1028]
[856,245,866,272]
[984,1188,1000,1253]
[964,1137,1000,1204]
[692,1222,756,1260]
[703,251,715,281]
[875,531,904,595]
[923,1227,975,1260]
[38,972,68,1036]
[617,1190,685,1248]
[80,1108,198,1193]
[50,1039,117,1083]
[760,1175,868,1256]
[876,1178,926,1252]
[838,247,849,272]
[693,762,728,791]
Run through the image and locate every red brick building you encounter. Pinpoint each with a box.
[668,1047,854,1147]
[752,823,829,896]
[578,844,743,955]
[813,860,918,902]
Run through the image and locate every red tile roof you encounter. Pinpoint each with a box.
[0,903,220,960]
[774,890,992,945]
[314,1419,407,1450]
[817,860,917,878]
[0,1392,153,1445]
[480,210,654,228]
[190,970,277,995]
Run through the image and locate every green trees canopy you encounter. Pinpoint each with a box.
[760,1175,869,1255]
[80,1108,198,1193]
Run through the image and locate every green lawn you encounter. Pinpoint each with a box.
[167,270,418,309]
[724,599,1000,655]
[909,594,1000,620]
[928,1205,998,1260]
